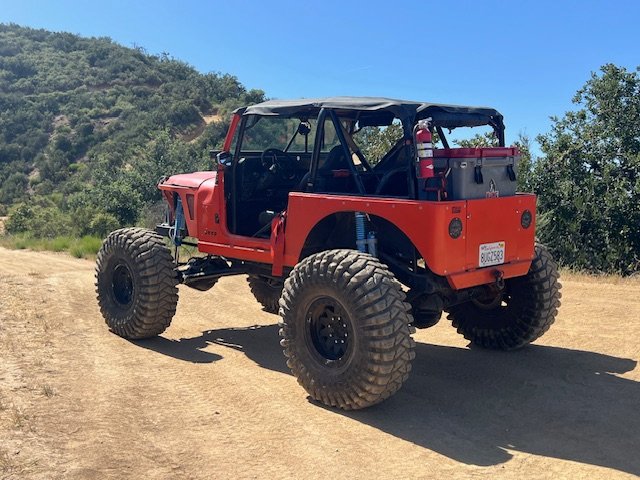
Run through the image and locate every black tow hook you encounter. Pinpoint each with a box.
[494,269,505,289]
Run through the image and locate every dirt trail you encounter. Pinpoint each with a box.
[0,247,638,479]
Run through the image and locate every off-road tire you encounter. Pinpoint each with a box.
[247,275,283,313]
[95,228,178,339]
[447,243,561,350]
[406,289,442,329]
[279,249,415,410]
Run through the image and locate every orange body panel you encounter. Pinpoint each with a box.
[160,169,273,264]
[285,192,536,288]
[465,196,536,269]
[284,193,469,274]
[160,169,537,290]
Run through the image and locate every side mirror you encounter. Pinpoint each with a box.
[216,151,232,167]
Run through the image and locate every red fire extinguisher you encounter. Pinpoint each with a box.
[415,118,434,179]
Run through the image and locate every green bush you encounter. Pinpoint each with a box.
[0,172,29,204]
[68,204,100,236]
[5,202,73,238]
[5,203,34,233]
[89,212,119,237]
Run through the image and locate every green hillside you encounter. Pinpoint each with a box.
[0,23,263,236]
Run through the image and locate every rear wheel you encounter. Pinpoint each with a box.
[95,228,178,339]
[447,243,561,350]
[247,275,283,313]
[279,249,415,410]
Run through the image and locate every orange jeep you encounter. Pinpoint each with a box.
[95,97,561,410]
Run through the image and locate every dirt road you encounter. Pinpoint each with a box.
[1,247,638,479]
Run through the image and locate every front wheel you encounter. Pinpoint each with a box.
[279,250,415,410]
[95,228,179,339]
[447,243,562,350]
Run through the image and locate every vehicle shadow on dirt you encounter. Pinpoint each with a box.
[131,335,224,363]
[139,324,639,476]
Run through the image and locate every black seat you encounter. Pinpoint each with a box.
[316,145,355,193]
[320,145,349,172]
[291,146,349,193]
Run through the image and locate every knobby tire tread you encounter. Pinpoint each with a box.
[95,228,178,339]
[447,243,561,350]
[279,249,416,410]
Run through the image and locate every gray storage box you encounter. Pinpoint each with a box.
[433,148,519,200]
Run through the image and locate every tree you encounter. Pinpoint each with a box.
[534,64,640,274]
[0,172,28,203]
[353,122,403,165]
[454,131,498,148]
[512,132,534,192]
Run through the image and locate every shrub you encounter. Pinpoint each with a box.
[0,172,28,204]
[5,203,72,238]
[5,203,33,233]
[89,212,119,238]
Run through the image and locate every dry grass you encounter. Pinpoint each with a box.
[41,316,60,334]
[560,268,640,285]
[41,385,56,398]
[10,408,30,430]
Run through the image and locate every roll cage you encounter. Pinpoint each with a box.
[226,97,505,201]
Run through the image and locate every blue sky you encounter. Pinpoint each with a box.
[2,0,639,155]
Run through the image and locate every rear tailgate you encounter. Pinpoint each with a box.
[447,194,536,289]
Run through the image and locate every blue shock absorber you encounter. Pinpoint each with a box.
[171,196,185,246]
[367,231,377,257]
[355,212,367,253]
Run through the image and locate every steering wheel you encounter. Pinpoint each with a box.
[260,148,297,179]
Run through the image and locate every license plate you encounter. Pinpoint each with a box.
[479,242,505,268]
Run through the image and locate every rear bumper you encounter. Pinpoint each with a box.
[446,259,531,290]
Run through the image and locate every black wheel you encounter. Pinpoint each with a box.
[279,249,415,410]
[95,227,179,339]
[447,243,561,350]
[406,289,443,329]
[247,275,283,314]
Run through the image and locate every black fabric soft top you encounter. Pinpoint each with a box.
[233,96,504,131]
